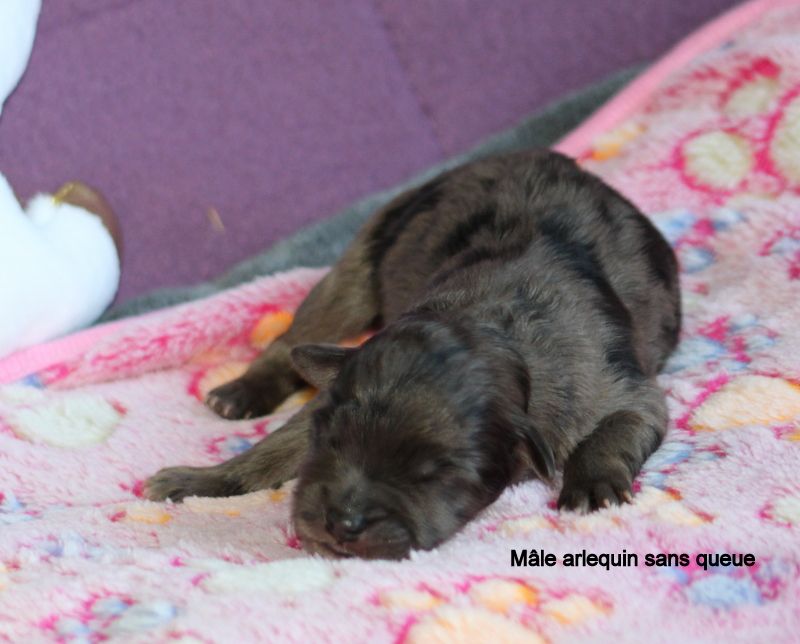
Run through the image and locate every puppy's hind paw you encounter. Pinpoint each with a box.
[144,466,243,502]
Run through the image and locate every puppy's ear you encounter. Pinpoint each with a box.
[508,408,556,482]
[290,344,354,390]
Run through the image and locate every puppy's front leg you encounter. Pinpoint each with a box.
[557,381,667,511]
[206,240,381,420]
[145,397,318,502]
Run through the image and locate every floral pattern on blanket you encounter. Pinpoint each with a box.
[1,4,800,642]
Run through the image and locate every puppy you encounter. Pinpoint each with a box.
[146,150,681,560]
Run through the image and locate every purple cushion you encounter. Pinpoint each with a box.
[0,0,738,302]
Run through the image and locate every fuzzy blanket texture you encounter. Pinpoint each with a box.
[2,1,800,641]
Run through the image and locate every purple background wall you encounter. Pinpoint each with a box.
[0,0,739,303]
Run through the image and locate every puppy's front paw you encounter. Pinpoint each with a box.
[144,466,242,502]
[206,377,273,420]
[557,463,632,513]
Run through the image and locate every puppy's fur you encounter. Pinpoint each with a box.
[146,150,680,560]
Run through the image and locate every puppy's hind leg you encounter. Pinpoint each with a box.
[557,380,667,512]
[207,239,381,419]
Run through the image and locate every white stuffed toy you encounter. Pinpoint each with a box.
[0,0,122,359]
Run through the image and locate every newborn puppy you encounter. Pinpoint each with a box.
[145,150,681,560]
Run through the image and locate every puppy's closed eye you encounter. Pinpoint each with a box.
[414,458,456,483]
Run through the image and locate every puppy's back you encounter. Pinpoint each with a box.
[365,150,680,375]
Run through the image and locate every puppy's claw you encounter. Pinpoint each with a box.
[144,465,242,502]
[558,474,632,513]
[206,377,271,420]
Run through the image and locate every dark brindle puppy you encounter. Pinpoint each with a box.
[145,150,680,560]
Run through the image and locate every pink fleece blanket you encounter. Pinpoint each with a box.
[2,1,800,641]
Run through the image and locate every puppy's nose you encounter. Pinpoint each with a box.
[325,507,366,542]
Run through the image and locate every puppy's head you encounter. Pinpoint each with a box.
[289,321,554,560]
